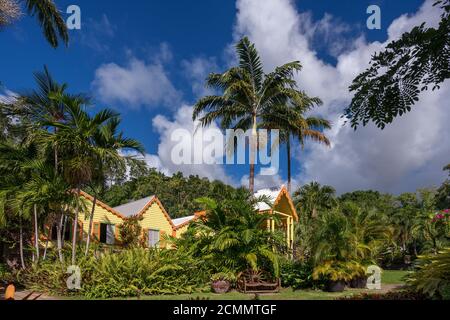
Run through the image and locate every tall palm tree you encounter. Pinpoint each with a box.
[0,0,68,47]
[0,140,40,265]
[293,181,336,218]
[14,160,75,262]
[188,189,283,275]
[41,95,143,264]
[261,96,331,193]
[84,116,144,256]
[193,37,305,193]
[16,66,89,261]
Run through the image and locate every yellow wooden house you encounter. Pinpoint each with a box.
[46,186,296,250]
[70,191,193,248]
[181,186,298,249]
[112,195,176,248]
[254,186,298,249]
[78,191,126,245]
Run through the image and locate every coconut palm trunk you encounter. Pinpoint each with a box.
[287,135,292,193]
[249,114,257,193]
[61,215,67,247]
[19,221,25,269]
[43,237,49,260]
[56,214,64,263]
[33,204,39,262]
[71,188,81,265]
[84,195,97,256]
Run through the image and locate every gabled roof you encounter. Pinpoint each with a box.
[113,196,155,217]
[254,185,298,221]
[79,191,126,220]
[172,215,197,230]
[135,196,176,229]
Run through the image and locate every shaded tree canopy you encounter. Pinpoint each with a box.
[99,168,237,218]
[345,0,449,129]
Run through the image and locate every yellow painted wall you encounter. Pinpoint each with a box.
[78,195,125,241]
[273,196,294,218]
[272,193,296,249]
[139,201,174,248]
[174,224,189,238]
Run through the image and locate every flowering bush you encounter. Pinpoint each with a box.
[432,209,450,222]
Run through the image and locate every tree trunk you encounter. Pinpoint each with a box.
[287,136,292,193]
[312,207,318,219]
[71,188,80,265]
[19,222,25,269]
[61,215,67,247]
[43,237,49,260]
[33,204,39,262]
[57,214,64,263]
[249,114,257,193]
[42,221,50,260]
[84,195,97,256]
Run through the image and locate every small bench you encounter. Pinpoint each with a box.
[237,270,281,293]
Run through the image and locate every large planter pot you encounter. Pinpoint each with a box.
[211,280,230,293]
[350,277,367,289]
[325,280,345,292]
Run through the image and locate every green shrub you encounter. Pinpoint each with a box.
[280,259,316,290]
[118,216,142,248]
[312,260,366,283]
[407,248,450,299]
[211,272,236,283]
[17,247,211,298]
[82,248,210,298]
[0,263,13,284]
[339,289,429,300]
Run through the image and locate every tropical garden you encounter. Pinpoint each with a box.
[0,0,449,300]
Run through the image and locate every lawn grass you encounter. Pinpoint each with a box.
[382,269,411,284]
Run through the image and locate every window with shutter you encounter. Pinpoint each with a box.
[148,229,159,248]
[106,224,115,245]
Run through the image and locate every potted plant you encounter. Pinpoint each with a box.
[348,261,368,289]
[211,272,235,293]
[312,261,352,292]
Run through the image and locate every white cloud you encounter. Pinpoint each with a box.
[141,105,235,184]
[0,88,17,103]
[240,173,289,190]
[181,57,219,98]
[233,0,449,193]
[92,55,181,109]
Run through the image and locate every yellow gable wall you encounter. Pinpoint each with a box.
[139,201,174,247]
[174,224,189,238]
[272,192,296,249]
[78,196,125,239]
[273,194,295,218]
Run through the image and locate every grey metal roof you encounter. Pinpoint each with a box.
[172,215,195,227]
[113,196,155,217]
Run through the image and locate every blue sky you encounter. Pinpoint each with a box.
[1,0,448,194]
